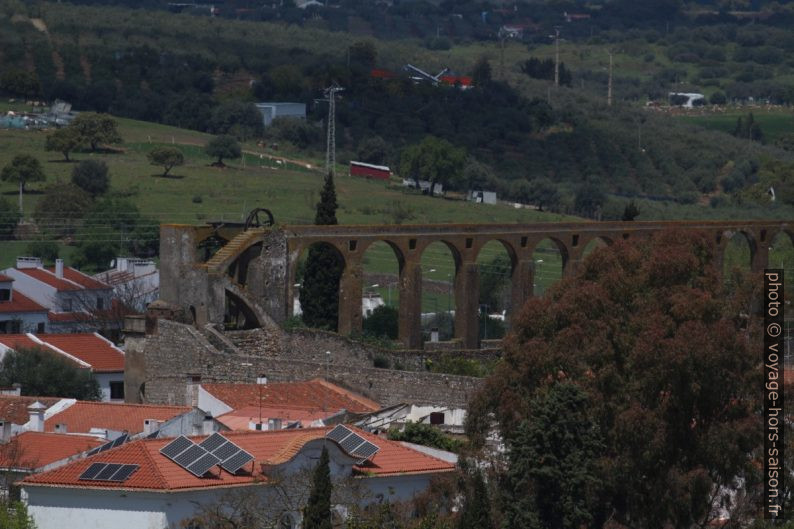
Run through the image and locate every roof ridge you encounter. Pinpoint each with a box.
[140,440,169,489]
[71,401,190,410]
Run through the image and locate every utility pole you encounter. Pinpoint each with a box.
[607,52,614,106]
[317,85,344,177]
[607,50,613,107]
[553,27,561,87]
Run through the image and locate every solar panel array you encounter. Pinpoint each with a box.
[86,433,129,456]
[78,462,139,482]
[326,425,380,461]
[199,433,255,474]
[160,433,254,477]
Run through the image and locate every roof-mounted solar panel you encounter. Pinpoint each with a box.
[79,462,107,480]
[110,433,129,449]
[199,432,227,452]
[212,441,238,461]
[351,440,380,460]
[95,463,124,481]
[108,464,139,482]
[160,436,193,459]
[220,449,254,474]
[186,452,222,477]
[174,445,207,468]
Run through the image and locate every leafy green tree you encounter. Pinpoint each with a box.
[399,136,465,196]
[0,501,36,529]
[458,470,492,529]
[709,91,727,105]
[71,159,109,197]
[45,127,84,162]
[303,446,332,529]
[33,183,91,238]
[204,135,241,166]
[0,197,20,240]
[68,113,122,151]
[463,159,496,192]
[147,146,184,177]
[208,101,264,141]
[363,305,398,339]
[573,182,606,218]
[25,240,59,264]
[357,136,388,165]
[300,172,343,330]
[733,112,764,142]
[468,230,760,528]
[622,200,640,221]
[528,177,560,212]
[0,68,39,98]
[501,383,604,529]
[479,254,511,312]
[1,155,45,214]
[0,347,101,400]
[388,422,463,452]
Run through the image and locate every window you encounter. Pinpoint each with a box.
[0,289,10,302]
[429,412,445,425]
[36,322,45,333]
[97,297,104,310]
[109,381,125,400]
[63,299,73,311]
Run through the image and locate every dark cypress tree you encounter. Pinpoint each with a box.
[299,172,343,330]
[458,469,492,529]
[303,446,333,529]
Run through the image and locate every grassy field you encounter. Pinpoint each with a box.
[677,109,794,143]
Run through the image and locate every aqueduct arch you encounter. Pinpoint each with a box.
[159,220,791,350]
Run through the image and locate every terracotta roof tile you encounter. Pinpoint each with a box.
[203,379,380,414]
[0,274,13,282]
[0,396,62,425]
[36,334,124,372]
[44,401,191,435]
[18,268,82,292]
[23,427,454,491]
[0,335,53,353]
[217,407,328,430]
[0,291,47,314]
[0,432,103,470]
[47,267,110,291]
[47,311,92,323]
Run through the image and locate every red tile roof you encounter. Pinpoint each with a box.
[0,274,13,282]
[0,432,103,470]
[217,406,329,430]
[47,311,92,323]
[0,335,53,353]
[202,379,380,414]
[17,268,82,292]
[36,333,124,372]
[0,291,47,314]
[44,401,191,435]
[23,427,454,491]
[47,267,109,291]
[0,396,62,425]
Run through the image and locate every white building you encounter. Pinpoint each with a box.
[22,426,455,529]
[0,274,48,334]
[255,102,307,127]
[94,258,159,312]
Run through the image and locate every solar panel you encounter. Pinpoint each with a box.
[351,441,380,460]
[186,453,221,477]
[108,464,139,482]
[220,449,254,474]
[97,441,113,453]
[340,433,366,454]
[199,433,228,452]
[174,445,207,467]
[146,430,159,439]
[327,425,353,443]
[86,446,102,456]
[110,433,128,449]
[160,436,194,459]
[211,442,238,461]
[79,463,107,481]
[95,463,124,481]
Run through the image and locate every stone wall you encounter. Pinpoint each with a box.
[139,320,483,408]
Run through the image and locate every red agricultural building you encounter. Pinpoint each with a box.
[350,161,391,181]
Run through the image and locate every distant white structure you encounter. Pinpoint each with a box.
[402,178,443,196]
[468,190,497,205]
[255,102,307,127]
[94,258,159,312]
[293,291,384,318]
[668,92,705,108]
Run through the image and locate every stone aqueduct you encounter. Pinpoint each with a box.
[159,220,790,349]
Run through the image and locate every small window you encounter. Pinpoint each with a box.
[429,412,445,425]
[63,299,73,311]
[0,289,10,302]
[36,322,45,333]
[97,297,104,310]
[109,381,125,400]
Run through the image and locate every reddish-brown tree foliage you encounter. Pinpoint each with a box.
[467,230,762,529]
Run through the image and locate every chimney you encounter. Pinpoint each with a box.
[54,423,67,434]
[27,401,46,432]
[202,415,214,436]
[268,418,282,431]
[143,419,161,436]
[55,259,64,278]
[0,419,10,443]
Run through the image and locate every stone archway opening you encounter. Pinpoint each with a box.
[532,238,565,296]
[582,236,611,258]
[294,242,345,332]
[722,231,753,289]
[476,240,514,340]
[420,241,459,342]
[361,241,404,341]
[224,288,262,330]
